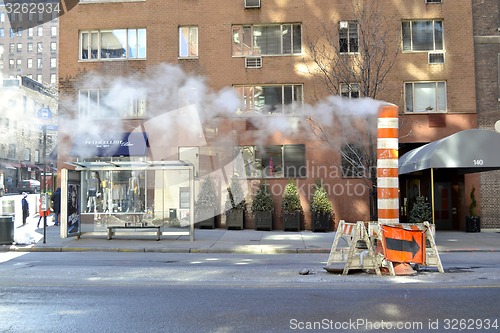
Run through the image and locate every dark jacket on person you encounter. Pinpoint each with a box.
[51,188,61,213]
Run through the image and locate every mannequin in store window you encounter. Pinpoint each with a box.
[87,171,100,213]
[127,171,139,212]
[101,171,112,213]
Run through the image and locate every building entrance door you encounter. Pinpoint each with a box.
[434,182,453,230]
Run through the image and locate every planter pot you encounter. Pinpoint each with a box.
[226,209,244,230]
[254,211,273,231]
[466,216,480,233]
[196,208,215,229]
[311,212,331,232]
[282,211,301,231]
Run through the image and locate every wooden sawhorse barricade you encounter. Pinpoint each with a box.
[325,220,444,276]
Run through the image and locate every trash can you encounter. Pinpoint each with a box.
[0,215,14,245]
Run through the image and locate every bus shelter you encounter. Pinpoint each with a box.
[60,161,195,241]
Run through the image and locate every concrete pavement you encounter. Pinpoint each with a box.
[1,213,500,254]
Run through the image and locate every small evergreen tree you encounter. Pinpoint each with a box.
[469,186,478,217]
[251,181,274,212]
[281,181,303,213]
[196,176,217,209]
[225,176,246,211]
[310,180,333,215]
[409,196,432,224]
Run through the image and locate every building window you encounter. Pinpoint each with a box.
[16,43,22,53]
[0,29,4,38]
[339,21,359,53]
[79,89,146,119]
[179,26,198,58]
[9,59,14,69]
[50,74,57,84]
[17,28,22,37]
[234,144,306,178]
[233,84,303,115]
[402,20,444,51]
[34,150,40,163]
[405,81,447,112]
[50,42,57,52]
[340,83,360,98]
[51,26,57,36]
[7,144,16,159]
[0,13,4,23]
[16,59,21,69]
[37,58,42,68]
[9,43,14,53]
[27,58,33,68]
[37,42,43,53]
[28,28,33,37]
[341,143,366,178]
[24,148,31,161]
[10,28,14,38]
[80,28,147,61]
[50,58,57,68]
[37,27,43,36]
[27,43,33,52]
[232,24,302,56]
[37,74,42,83]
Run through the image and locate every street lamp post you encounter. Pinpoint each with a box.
[38,107,52,244]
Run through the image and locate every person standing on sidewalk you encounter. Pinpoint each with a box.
[51,187,61,226]
[21,192,29,225]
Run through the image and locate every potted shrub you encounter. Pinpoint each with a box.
[225,176,246,230]
[466,186,481,232]
[310,180,333,232]
[281,180,302,231]
[408,196,432,224]
[195,176,217,229]
[251,181,274,230]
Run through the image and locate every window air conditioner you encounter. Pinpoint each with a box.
[245,56,262,68]
[339,21,349,29]
[425,0,442,3]
[244,0,260,8]
[428,52,445,64]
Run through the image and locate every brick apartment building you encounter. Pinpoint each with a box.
[0,0,59,85]
[57,0,493,231]
[473,0,500,229]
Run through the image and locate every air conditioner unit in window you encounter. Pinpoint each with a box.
[428,52,445,64]
[245,56,262,68]
[425,0,442,3]
[339,21,349,29]
[244,0,260,8]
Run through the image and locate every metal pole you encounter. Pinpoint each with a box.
[43,124,47,243]
[431,168,435,224]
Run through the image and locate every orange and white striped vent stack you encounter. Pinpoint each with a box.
[377,104,399,224]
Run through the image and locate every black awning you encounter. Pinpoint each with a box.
[399,129,500,175]
[72,132,149,158]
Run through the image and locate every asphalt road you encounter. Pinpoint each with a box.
[1,252,499,333]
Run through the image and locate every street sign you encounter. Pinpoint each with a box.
[381,224,425,264]
[37,107,52,121]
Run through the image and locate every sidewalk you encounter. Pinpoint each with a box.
[2,213,500,254]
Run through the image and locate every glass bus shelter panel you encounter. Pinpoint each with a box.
[141,169,192,228]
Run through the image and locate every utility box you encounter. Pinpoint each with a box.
[0,215,14,245]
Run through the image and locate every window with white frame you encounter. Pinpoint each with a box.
[339,21,359,53]
[50,58,57,68]
[27,43,33,52]
[405,81,447,112]
[50,42,57,52]
[37,42,42,53]
[28,28,33,37]
[340,83,360,98]
[16,59,21,69]
[24,148,30,161]
[16,43,22,53]
[51,26,57,36]
[37,58,42,68]
[27,58,33,68]
[80,28,146,60]
[50,74,57,84]
[402,20,444,51]
[79,89,146,119]
[232,24,302,56]
[0,29,4,38]
[233,84,303,115]
[179,26,198,58]
[37,27,43,36]
[233,144,306,178]
[36,74,42,83]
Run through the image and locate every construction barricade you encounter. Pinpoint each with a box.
[325,220,444,276]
